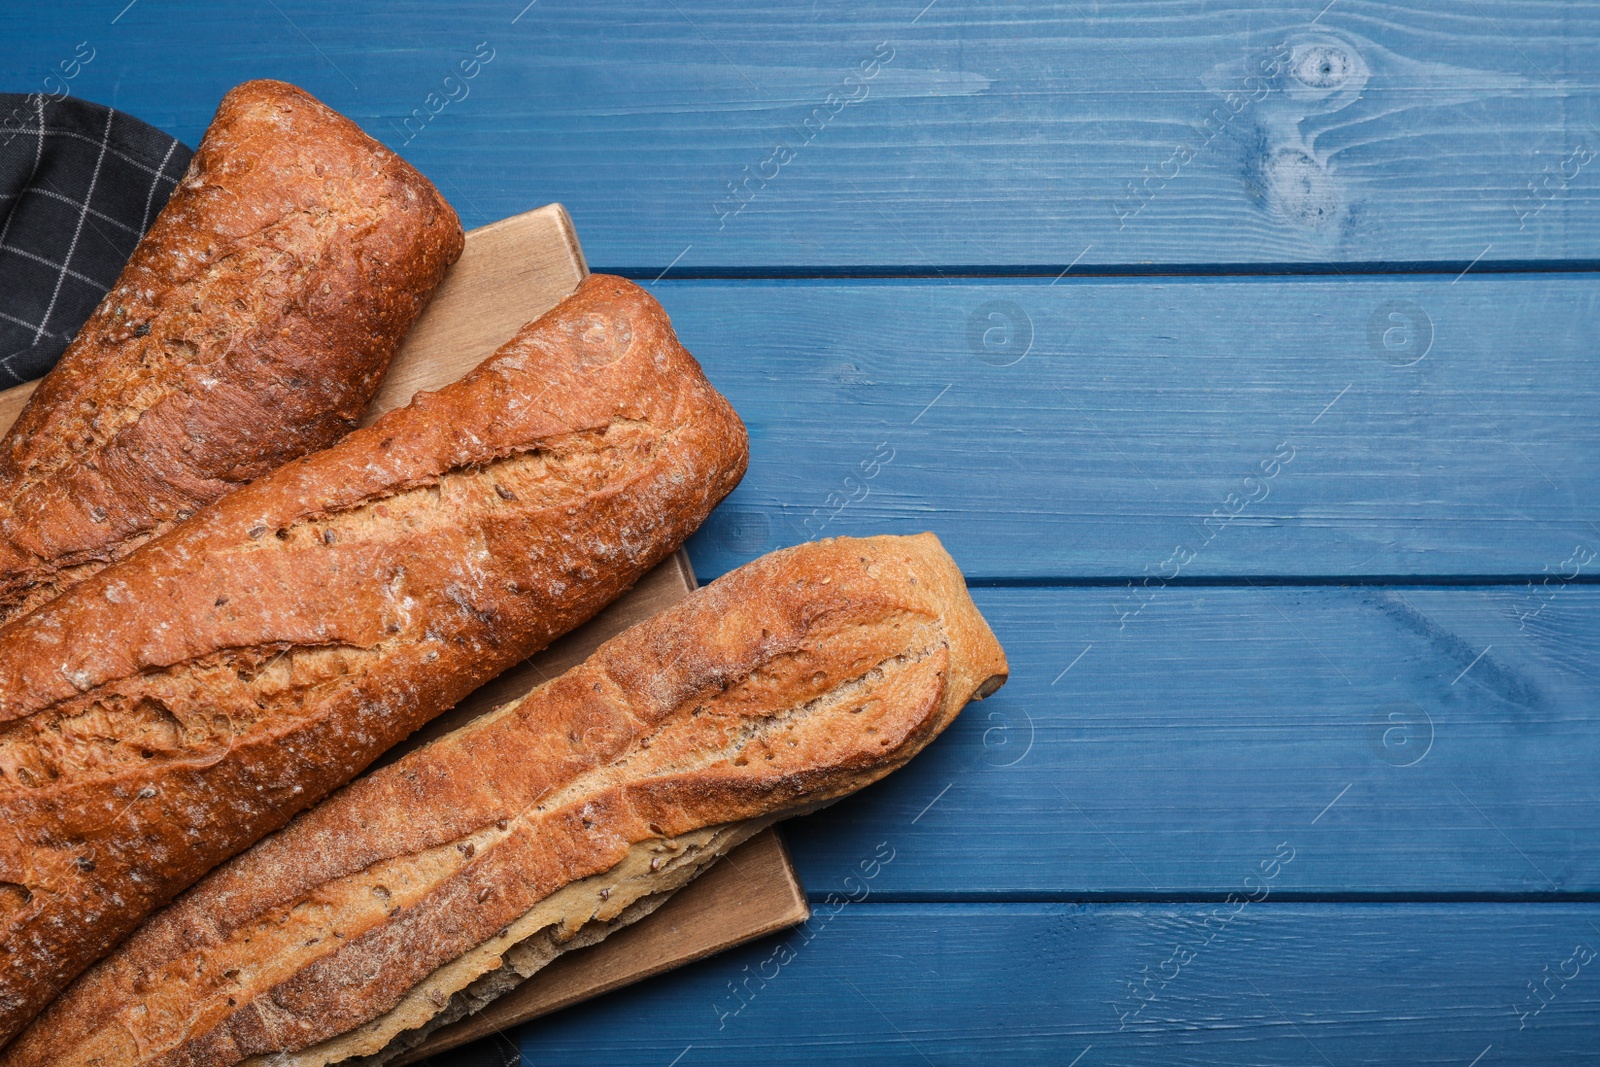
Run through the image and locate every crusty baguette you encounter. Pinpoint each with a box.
[0,79,464,625]
[0,273,746,1047]
[2,533,1005,1067]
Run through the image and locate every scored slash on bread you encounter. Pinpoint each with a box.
[0,79,464,628]
[0,273,748,1047]
[4,534,1008,1067]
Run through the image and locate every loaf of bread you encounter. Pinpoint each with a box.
[0,273,746,1047]
[0,79,464,626]
[2,533,1006,1067]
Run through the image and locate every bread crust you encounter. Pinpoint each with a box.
[3,534,1005,1066]
[0,79,464,624]
[0,273,746,1047]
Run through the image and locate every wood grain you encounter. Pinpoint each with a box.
[666,276,1600,581]
[0,204,806,1055]
[6,2,1599,269]
[6,5,1595,1062]
[0,382,38,435]
[365,204,589,421]
[517,902,1600,1065]
[783,584,1600,897]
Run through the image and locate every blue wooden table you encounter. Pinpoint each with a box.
[9,2,1600,1063]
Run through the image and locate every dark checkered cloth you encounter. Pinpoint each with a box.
[0,93,192,386]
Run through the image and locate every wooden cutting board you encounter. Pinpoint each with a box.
[0,204,808,1063]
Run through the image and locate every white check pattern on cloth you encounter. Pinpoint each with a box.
[0,90,192,385]
[34,107,114,345]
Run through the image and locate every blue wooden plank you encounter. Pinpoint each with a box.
[668,276,1600,580]
[9,6,1596,1059]
[6,2,1600,269]
[776,585,1600,897]
[515,902,1600,1065]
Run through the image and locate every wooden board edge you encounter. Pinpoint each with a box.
[365,203,591,421]
[464,201,588,282]
[465,202,587,279]
[0,379,39,432]
[675,547,700,592]
[393,828,809,1064]
[542,202,589,280]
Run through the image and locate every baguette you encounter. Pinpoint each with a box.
[0,79,464,625]
[0,273,746,1046]
[3,533,1007,1067]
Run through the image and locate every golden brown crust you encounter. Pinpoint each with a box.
[0,79,464,624]
[4,534,1005,1067]
[0,273,746,1049]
